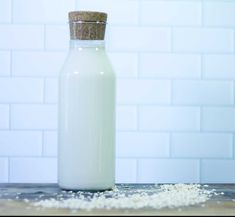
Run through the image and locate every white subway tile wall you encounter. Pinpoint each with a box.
[0,158,8,182]
[43,131,57,157]
[0,25,44,50]
[0,52,10,76]
[139,54,201,78]
[0,0,235,183]
[141,1,202,26]
[172,28,234,53]
[11,105,57,130]
[0,131,42,156]
[12,51,67,76]
[0,78,43,103]
[138,159,200,183]
[9,158,57,183]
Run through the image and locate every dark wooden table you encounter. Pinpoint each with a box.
[0,184,235,216]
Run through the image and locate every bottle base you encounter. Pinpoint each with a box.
[58,183,115,192]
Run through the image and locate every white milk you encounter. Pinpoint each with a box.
[58,40,116,190]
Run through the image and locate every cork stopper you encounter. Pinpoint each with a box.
[69,11,107,40]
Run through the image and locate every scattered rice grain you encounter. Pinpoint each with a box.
[32,184,216,211]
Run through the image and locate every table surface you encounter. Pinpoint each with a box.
[1,184,235,216]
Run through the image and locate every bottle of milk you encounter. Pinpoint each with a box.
[58,11,116,190]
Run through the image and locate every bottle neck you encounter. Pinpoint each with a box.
[69,40,105,50]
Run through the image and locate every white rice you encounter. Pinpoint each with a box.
[32,184,218,211]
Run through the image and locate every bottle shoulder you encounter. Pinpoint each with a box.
[60,50,114,76]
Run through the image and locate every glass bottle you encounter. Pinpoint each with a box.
[58,11,116,190]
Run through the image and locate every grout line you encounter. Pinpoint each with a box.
[0,23,68,26]
[0,22,234,29]
[136,159,139,183]
[200,106,203,132]
[8,157,10,183]
[169,132,172,157]
[0,129,58,132]
[136,0,205,1]
[171,27,174,52]
[2,76,235,82]
[74,0,77,10]
[1,48,234,55]
[108,50,235,55]
[200,106,202,132]
[0,129,233,135]
[8,104,11,130]
[137,52,141,78]
[201,0,204,27]
[4,156,233,160]
[0,102,56,105]
[4,156,57,160]
[41,131,44,156]
[199,159,202,183]
[201,54,204,79]
[170,80,173,105]
[10,0,13,24]
[233,80,235,107]
[73,0,77,11]
[233,28,235,54]
[130,104,234,107]
[9,50,13,77]
[0,129,234,134]
[1,75,235,81]
[43,78,46,103]
[233,133,235,159]
[43,24,47,50]
[136,106,140,131]
[138,0,142,26]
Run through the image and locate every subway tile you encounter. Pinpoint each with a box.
[0,158,8,182]
[204,1,235,27]
[12,51,66,77]
[172,133,233,158]
[141,1,201,26]
[173,80,233,105]
[0,78,43,103]
[13,0,75,24]
[117,79,171,104]
[139,106,200,131]
[0,105,9,129]
[10,157,57,183]
[116,159,137,183]
[11,105,57,130]
[116,106,137,131]
[0,25,44,49]
[45,78,58,103]
[116,132,169,158]
[0,131,42,157]
[45,25,69,50]
[0,51,10,76]
[0,0,11,23]
[140,54,201,78]
[2,0,235,185]
[107,27,171,51]
[202,107,235,132]
[76,0,139,25]
[138,159,200,183]
[204,55,235,79]
[43,131,57,157]
[201,160,235,183]
[173,28,233,53]
[108,53,138,78]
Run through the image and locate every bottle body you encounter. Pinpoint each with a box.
[58,40,115,190]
